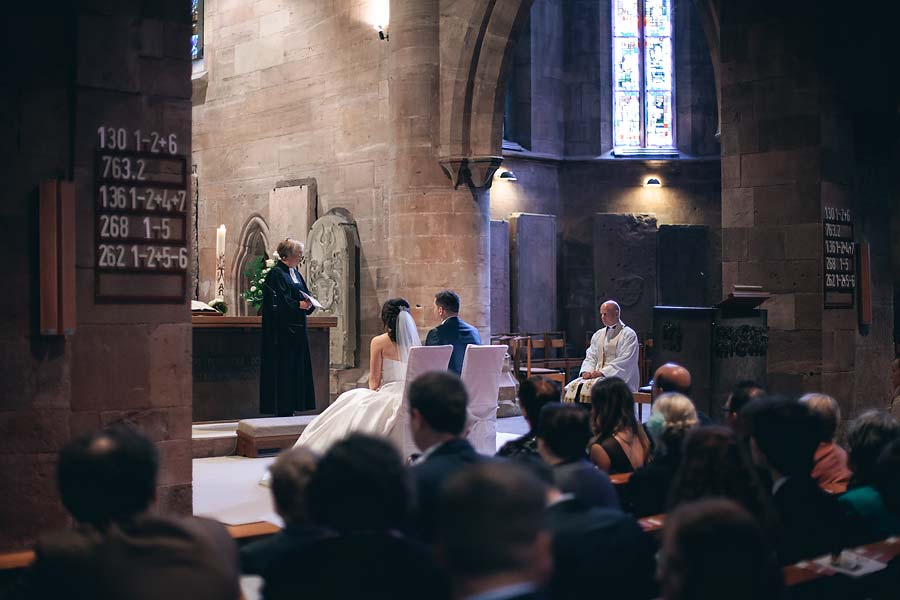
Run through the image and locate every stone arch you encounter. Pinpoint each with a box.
[439,0,535,187]
[690,0,721,136]
[232,214,270,316]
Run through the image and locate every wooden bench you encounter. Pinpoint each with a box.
[235,416,316,458]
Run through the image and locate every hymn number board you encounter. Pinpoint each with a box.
[823,206,855,309]
[94,126,189,303]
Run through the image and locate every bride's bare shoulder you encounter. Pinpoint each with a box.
[371,332,390,348]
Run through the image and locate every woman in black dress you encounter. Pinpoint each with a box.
[260,238,316,416]
[587,377,650,474]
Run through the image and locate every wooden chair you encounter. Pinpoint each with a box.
[530,331,583,380]
[502,335,567,395]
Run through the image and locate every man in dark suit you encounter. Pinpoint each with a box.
[409,371,486,540]
[536,403,619,509]
[240,446,331,575]
[436,463,552,600]
[748,398,847,564]
[11,425,240,600]
[262,435,448,600]
[424,289,482,375]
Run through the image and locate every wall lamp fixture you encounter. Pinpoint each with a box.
[375,25,389,41]
[645,177,662,187]
[498,170,518,182]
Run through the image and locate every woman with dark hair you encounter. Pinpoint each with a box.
[667,427,773,531]
[277,298,421,458]
[587,377,650,473]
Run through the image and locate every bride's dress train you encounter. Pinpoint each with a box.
[292,358,406,454]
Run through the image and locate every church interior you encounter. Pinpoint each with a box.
[3,0,900,598]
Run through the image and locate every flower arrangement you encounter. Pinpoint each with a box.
[242,254,278,311]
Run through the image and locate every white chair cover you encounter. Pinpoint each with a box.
[390,345,453,461]
[459,344,507,455]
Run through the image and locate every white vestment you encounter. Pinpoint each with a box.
[566,321,640,394]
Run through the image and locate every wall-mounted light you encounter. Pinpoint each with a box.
[645,177,662,187]
[375,24,389,41]
[369,1,390,41]
[497,169,518,182]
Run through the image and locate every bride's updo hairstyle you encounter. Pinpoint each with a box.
[381,298,411,342]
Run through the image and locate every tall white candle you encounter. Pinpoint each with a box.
[216,224,226,256]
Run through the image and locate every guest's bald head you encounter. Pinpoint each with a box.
[653,363,692,399]
[600,300,621,327]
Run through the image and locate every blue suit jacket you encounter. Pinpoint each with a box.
[424,316,482,375]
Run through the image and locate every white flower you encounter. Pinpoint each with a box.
[265,259,275,268]
[259,278,264,283]
[250,286,257,292]
[273,251,281,260]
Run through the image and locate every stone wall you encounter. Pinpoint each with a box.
[717,0,897,414]
[192,0,392,343]
[0,1,192,551]
[492,155,721,349]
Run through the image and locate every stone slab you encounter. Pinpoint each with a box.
[490,220,511,334]
[510,213,557,334]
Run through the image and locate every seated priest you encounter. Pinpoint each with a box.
[565,300,640,402]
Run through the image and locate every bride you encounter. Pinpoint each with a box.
[290,297,420,454]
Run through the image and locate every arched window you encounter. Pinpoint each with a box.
[613,0,674,154]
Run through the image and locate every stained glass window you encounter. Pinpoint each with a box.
[612,0,674,151]
[192,0,203,60]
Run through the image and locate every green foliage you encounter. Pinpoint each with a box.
[241,256,272,311]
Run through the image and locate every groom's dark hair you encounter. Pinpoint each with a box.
[409,371,468,435]
[435,290,460,314]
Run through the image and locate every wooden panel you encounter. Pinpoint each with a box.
[39,179,59,335]
[858,241,872,326]
[191,316,337,329]
[58,181,76,334]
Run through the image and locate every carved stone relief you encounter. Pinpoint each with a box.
[306,209,360,368]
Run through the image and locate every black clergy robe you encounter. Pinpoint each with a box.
[259,261,316,416]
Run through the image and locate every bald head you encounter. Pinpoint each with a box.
[653,363,692,399]
[600,300,621,327]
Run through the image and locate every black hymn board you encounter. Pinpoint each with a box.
[94,126,189,303]
[823,206,855,309]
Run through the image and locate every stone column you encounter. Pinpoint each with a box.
[388,0,491,337]
[718,4,894,409]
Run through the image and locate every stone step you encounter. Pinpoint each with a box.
[192,422,238,458]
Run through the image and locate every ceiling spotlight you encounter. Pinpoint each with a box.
[375,25,389,41]
[645,177,661,187]
[498,170,518,182]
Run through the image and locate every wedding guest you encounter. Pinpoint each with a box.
[436,463,552,600]
[748,398,846,564]
[659,499,783,600]
[798,393,851,490]
[875,439,900,518]
[241,447,330,575]
[10,426,240,600]
[587,377,650,474]
[626,392,698,517]
[667,427,773,533]
[723,380,766,432]
[409,371,486,541]
[536,403,618,509]
[497,376,560,461]
[525,460,656,600]
[839,410,900,543]
[262,434,447,600]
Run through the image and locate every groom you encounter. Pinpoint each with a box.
[425,289,482,375]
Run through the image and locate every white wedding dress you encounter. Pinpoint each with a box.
[259,310,419,486]
[291,357,406,454]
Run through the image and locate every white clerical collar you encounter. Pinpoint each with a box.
[289,269,300,284]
